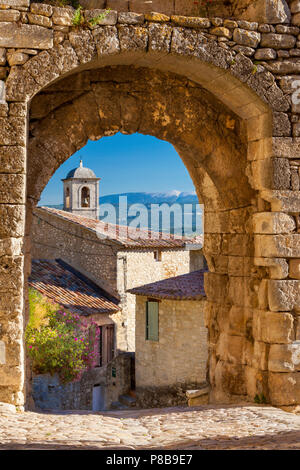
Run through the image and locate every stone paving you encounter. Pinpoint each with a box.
[1,403,300,450]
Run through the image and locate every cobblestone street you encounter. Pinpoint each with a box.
[1,404,300,450]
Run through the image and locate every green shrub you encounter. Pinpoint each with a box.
[26,289,100,383]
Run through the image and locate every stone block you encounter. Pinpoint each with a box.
[261,33,296,49]
[0,205,25,238]
[228,256,252,276]
[69,30,97,64]
[84,9,118,26]
[27,13,52,28]
[210,27,232,38]
[149,23,172,53]
[52,7,75,26]
[293,13,300,26]
[252,341,268,370]
[118,25,148,51]
[233,28,261,47]
[204,273,228,304]
[0,9,20,22]
[93,26,120,56]
[255,234,300,259]
[186,387,209,399]
[0,255,23,292]
[268,280,300,312]
[30,3,53,17]
[0,23,53,49]
[222,234,253,257]
[0,365,23,387]
[7,51,29,66]
[254,48,277,60]
[0,117,26,146]
[214,360,247,396]
[260,189,300,212]
[273,112,291,137]
[145,12,170,22]
[0,174,25,204]
[188,394,208,406]
[0,0,29,6]
[269,372,300,405]
[269,342,300,372]
[290,259,300,279]
[253,310,294,343]
[252,212,296,234]
[254,257,289,279]
[251,158,291,190]
[171,15,211,28]
[241,0,290,24]
[0,238,22,257]
[228,306,252,336]
[0,146,25,173]
[118,12,144,24]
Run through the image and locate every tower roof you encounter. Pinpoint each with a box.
[64,160,98,180]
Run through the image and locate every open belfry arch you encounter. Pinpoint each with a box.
[0,0,300,410]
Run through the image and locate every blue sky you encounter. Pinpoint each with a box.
[40,133,196,205]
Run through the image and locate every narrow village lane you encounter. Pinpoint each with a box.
[1,404,300,450]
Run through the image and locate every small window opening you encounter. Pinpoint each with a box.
[154,250,162,262]
[81,187,90,208]
[65,187,70,209]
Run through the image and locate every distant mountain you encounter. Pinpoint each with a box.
[43,191,202,235]
[99,191,198,205]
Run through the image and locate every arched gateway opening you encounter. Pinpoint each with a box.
[2,19,298,410]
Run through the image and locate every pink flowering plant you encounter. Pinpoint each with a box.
[26,288,100,383]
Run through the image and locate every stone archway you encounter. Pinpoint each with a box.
[0,7,299,410]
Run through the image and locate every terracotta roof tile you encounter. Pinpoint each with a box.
[29,259,119,315]
[127,269,207,300]
[36,207,203,249]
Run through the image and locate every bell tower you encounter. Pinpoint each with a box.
[62,160,100,219]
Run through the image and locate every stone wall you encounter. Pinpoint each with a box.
[117,249,202,351]
[135,296,208,407]
[0,0,299,409]
[79,0,290,24]
[32,352,132,410]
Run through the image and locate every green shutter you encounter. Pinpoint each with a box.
[146,301,159,341]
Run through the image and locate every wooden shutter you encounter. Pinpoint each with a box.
[146,301,159,341]
[106,325,114,363]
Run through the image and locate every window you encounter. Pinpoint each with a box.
[65,187,70,209]
[146,300,159,341]
[97,324,115,367]
[81,186,90,208]
[154,250,162,262]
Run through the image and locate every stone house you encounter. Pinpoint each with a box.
[31,206,204,355]
[28,258,132,411]
[128,270,208,408]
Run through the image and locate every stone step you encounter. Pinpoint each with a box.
[186,385,210,407]
[119,394,137,408]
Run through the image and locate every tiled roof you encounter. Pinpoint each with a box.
[36,207,203,249]
[127,270,207,301]
[29,259,120,315]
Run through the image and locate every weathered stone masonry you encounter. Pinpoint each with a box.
[0,0,300,409]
